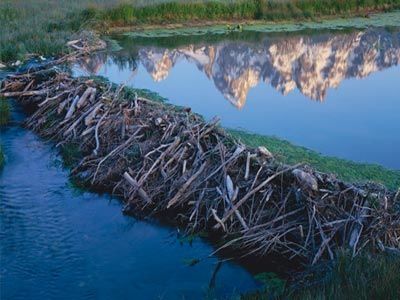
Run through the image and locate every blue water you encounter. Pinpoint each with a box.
[0,106,259,299]
[74,27,400,169]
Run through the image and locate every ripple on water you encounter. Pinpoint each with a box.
[1,122,259,299]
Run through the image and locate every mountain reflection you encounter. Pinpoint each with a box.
[78,28,400,108]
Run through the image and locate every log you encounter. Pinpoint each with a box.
[0,89,48,97]
[167,162,207,208]
[64,95,80,119]
[124,172,152,204]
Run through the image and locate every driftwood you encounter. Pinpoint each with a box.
[1,56,399,268]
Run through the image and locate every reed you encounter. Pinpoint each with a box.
[1,0,400,63]
[99,0,400,26]
[0,98,10,126]
[244,250,400,299]
[0,0,158,62]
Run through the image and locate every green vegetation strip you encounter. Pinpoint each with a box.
[244,251,400,300]
[229,129,400,190]
[0,98,10,168]
[1,0,400,62]
[0,98,10,126]
[99,0,400,26]
[122,10,400,38]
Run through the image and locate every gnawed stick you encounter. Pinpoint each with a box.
[39,89,73,107]
[215,163,302,229]
[64,95,80,119]
[0,89,49,97]
[77,87,94,108]
[93,110,109,156]
[123,172,152,204]
[167,162,207,208]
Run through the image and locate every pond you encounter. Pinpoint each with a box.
[2,19,400,300]
[0,105,259,299]
[73,26,400,170]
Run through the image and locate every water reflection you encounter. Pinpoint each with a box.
[78,28,400,108]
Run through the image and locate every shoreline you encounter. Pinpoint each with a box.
[1,0,400,63]
[1,46,398,267]
[105,8,399,35]
[229,129,400,190]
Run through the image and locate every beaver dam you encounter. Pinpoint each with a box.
[1,40,399,272]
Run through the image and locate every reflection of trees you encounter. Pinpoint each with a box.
[78,52,138,76]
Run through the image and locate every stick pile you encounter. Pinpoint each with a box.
[1,58,399,267]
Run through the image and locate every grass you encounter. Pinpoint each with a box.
[244,250,400,300]
[229,129,400,190]
[60,142,82,168]
[1,0,400,62]
[0,0,170,62]
[0,98,11,126]
[0,99,10,169]
[99,0,400,27]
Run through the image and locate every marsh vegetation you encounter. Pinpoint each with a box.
[0,98,10,126]
[1,0,400,62]
[0,0,165,62]
[244,251,400,299]
[0,99,9,168]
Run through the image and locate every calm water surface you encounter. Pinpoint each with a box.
[74,27,400,169]
[0,106,259,299]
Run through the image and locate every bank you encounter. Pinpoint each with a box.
[1,0,400,63]
[229,130,400,190]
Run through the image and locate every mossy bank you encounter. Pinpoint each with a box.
[229,130,400,190]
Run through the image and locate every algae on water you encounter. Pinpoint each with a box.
[122,11,400,38]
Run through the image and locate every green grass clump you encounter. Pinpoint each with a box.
[61,142,82,167]
[0,98,10,126]
[229,129,400,190]
[0,99,10,169]
[244,251,400,300]
[292,251,400,300]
